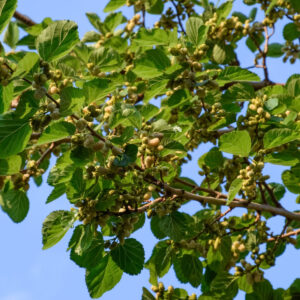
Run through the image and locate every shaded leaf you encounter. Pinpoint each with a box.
[0,119,32,158]
[111,238,145,275]
[0,189,29,223]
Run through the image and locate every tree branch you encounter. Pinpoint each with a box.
[160,183,300,221]
[14,11,36,26]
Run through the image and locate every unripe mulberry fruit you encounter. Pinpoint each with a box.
[92,141,105,151]
[143,192,152,201]
[148,138,160,147]
[145,156,154,168]
[34,87,46,100]
[151,285,159,293]
[189,294,197,300]
[76,119,87,131]
[148,184,156,192]
[158,282,164,292]
[83,135,95,148]
[238,243,246,252]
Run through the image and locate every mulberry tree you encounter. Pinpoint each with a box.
[0,0,300,299]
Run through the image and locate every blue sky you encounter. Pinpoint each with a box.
[0,1,299,299]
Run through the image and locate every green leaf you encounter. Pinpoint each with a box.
[89,47,122,72]
[145,0,164,14]
[110,126,134,145]
[283,23,300,41]
[287,76,300,97]
[145,241,172,282]
[134,49,171,79]
[103,0,126,12]
[167,89,189,107]
[222,83,255,102]
[103,36,128,52]
[85,12,102,32]
[0,0,17,34]
[13,90,39,120]
[263,128,300,149]
[12,52,40,79]
[113,144,138,167]
[36,20,80,62]
[111,238,145,275]
[217,67,260,85]
[151,215,168,240]
[213,44,226,64]
[265,151,300,167]
[282,170,300,194]
[219,130,251,157]
[247,280,274,300]
[68,225,94,256]
[0,155,22,175]
[0,82,13,113]
[143,78,168,103]
[71,145,94,166]
[60,87,85,115]
[138,104,159,122]
[36,121,75,146]
[0,119,32,158]
[66,168,86,203]
[42,210,75,250]
[267,43,284,58]
[217,1,233,22]
[70,230,104,269]
[198,147,224,170]
[104,12,126,32]
[211,272,238,298]
[249,7,257,19]
[82,31,101,43]
[46,183,66,203]
[288,0,300,12]
[207,237,232,272]
[238,275,254,294]
[3,21,18,48]
[174,254,203,287]
[232,12,248,23]
[266,0,277,14]
[246,34,264,52]
[134,28,169,46]
[142,287,155,300]
[0,189,29,223]
[85,255,123,298]
[159,212,193,242]
[83,78,118,104]
[227,178,243,204]
[186,17,208,45]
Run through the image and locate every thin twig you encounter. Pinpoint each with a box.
[142,8,146,27]
[171,0,186,34]
[262,182,283,209]
[268,228,300,242]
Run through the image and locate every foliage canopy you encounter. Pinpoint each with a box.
[0,0,300,299]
